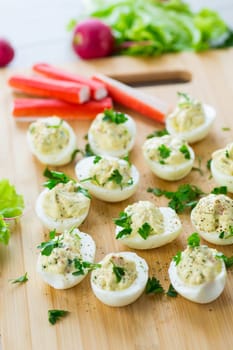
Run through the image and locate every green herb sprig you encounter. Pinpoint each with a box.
[166,284,178,297]
[103,109,128,124]
[138,222,153,240]
[211,186,227,195]
[72,258,101,276]
[179,144,191,159]
[216,253,233,268]
[111,261,125,283]
[10,272,28,284]
[187,232,200,247]
[37,230,63,256]
[114,212,132,239]
[48,309,69,325]
[145,277,164,294]
[146,129,169,139]
[43,168,74,189]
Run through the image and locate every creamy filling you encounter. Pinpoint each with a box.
[125,201,164,237]
[143,135,191,165]
[212,143,233,176]
[92,254,137,291]
[29,118,69,154]
[89,113,131,151]
[89,158,133,190]
[192,194,233,233]
[42,181,90,220]
[177,246,222,285]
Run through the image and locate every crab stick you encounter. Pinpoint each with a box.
[12,97,113,121]
[33,63,108,100]
[8,74,90,104]
[93,73,168,123]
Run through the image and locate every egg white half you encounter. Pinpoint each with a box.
[35,187,90,232]
[88,114,136,157]
[91,252,149,307]
[27,117,77,166]
[166,104,216,144]
[37,229,96,289]
[75,156,139,202]
[168,256,226,303]
[116,207,182,249]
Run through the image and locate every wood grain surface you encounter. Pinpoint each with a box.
[0,49,233,350]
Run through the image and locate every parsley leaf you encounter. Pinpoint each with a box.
[147,184,203,213]
[179,144,191,159]
[166,284,178,297]
[173,251,182,265]
[48,309,69,325]
[187,232,200,247]
[84,143,96,157]
[225,150,230,158]
[70,148,81,162]
[138,222,153,240]
[108,169,123,185]
[211,186,227,195]
[103,109,128,124]
[75,186,91,199]
[218,226,233,240]
[146,128,169,139]
[43,168,74,189]
[111,261,125,283]
[158,144,171,160]
[72,258,101,276]
[10,272,28,284]
[37,230,63,256]
[122,154,131,165]
[216,253,233,268]
[114,212,132,239]
[145,277,164,294]
[93,155,102,164]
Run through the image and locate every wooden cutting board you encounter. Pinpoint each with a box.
[1,49,233,350]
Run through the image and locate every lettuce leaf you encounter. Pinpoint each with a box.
[0,179,24,218]
[0,215,10,245]
[72,0,232,56]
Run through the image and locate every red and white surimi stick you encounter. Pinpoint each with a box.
[33,63,108,101]
[93,73,168,123]
[8,74,90,104]
[12,97,113,121]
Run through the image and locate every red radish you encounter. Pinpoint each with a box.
[0,39,14,67]
[93,74,169,123]
[9,74,90,104]
[12,97,113,120]
[33,62,108,100]
[72,19,114,59]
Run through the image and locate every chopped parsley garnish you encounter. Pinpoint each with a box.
[166,284,178,297]
[70,148,81,162]
[80,174,100,185]
[103,109,128,124]
[218,226,233,240]
[114,212,132,239]
[10,272,28,284]
[111,261,125,283]
[75,186,91,199]
[216,253,233,268]
[173,251,182,265]
[225,150,230,159]
[158,144,171,161]
[48,309,69,325]
[107,169,123,185]
[37,230,63,256]
[43,168,74,189]
[122,154,131,165]
[147,184,203,213]
[146,128,169,139]
[84,143,96,157]
[211,186,227,195]
[187,232,200,247]
[138,222,153,240]
[206,159,212,171]
[145,277,164,294]
[72,258,101,276]
[93,155,102,164]
[179,144,191,159]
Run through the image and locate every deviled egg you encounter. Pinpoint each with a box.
[88,109,136,157]
[166,92,216,144]
[27,116,77,165]
[169,234,226,303]
[142,135,195,181]
[211,142,233,192]
[37,228,97,289]
[36,181,91,232]
[91,252,148,307]
[191,194,233,245]
[75,156,139,202]
[115,201,182,249]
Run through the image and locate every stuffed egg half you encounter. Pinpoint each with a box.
[115,201,182,249]
[91,252,148,307]
[27,116,77,165]
[166,93,216,144]
[88,110,136,157]
[169,243,226,303]
[75,156,139,202]
[37,228,96,289]
[36,181,91,232]
[191,194,233,245]
[142,135,194,181]
[211,142,233,193]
